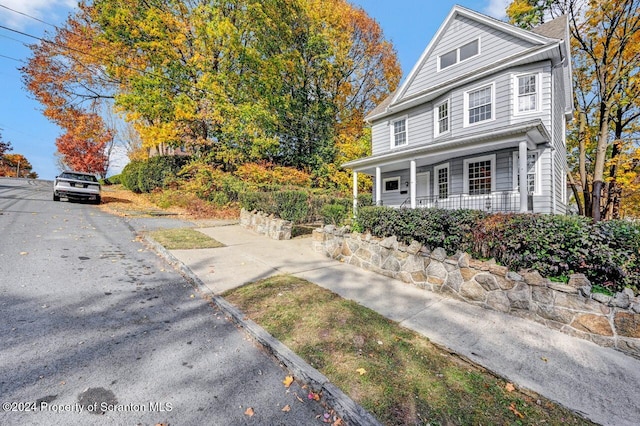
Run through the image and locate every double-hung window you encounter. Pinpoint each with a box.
[434,163,449,199]
[391,117,408,148]
[434,100,450,137]
[516,74,538,113]
[466,84,494,125]
[464,155,495,195]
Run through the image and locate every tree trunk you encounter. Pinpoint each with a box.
[567,172,584,216]
[577,110,590,216]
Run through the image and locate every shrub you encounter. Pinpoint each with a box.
[234,162,312,188]
[321,203,349,225]
[356,207,640,293]
[137,155,189,193]
[120,160,144,192]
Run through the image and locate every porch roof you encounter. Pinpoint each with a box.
[342,120,550,175]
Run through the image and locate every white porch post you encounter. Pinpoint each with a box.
[375,167,381,205]
[410,160,416,208]
[519,141,528,213]
[353,171,358,216]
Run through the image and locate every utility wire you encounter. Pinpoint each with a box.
[0,3,59,29]
[0,53,24,63]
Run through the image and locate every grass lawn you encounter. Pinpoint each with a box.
[147,228,225,250]
[223,275,593,426]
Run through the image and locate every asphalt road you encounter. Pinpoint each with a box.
[0,178,326,425]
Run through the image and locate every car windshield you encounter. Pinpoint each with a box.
[60,173,98,183]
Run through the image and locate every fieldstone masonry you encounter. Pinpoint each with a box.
[240,208,293,240]
[312,225,640,359]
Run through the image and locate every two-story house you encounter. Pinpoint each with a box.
[344,6,573,214]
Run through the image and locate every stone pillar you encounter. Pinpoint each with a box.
[519,140,528,213]
[410,160,416,209]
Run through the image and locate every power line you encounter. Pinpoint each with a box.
[0,3,59,29]
[0,53,24,63]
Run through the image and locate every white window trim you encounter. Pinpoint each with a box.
[463,154,496,195]
[513,72,541,116]
[437,37,481,72]
[463,82,495,127]
[512,150,541,195]
[382,176,401,193]
[433,163,450,199]
[433,99,450,138]
[389,115,409,149]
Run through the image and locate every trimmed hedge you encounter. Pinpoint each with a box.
[355,206,639,293]
[239,190,353,225]
[120,156,190,193]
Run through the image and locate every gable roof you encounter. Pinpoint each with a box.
[366,5,568,122]
[531,15,568,40]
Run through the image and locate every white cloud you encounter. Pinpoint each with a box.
[0,0,78,30]
[484,0,511,20]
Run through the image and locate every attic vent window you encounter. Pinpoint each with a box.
[439,39,480,70]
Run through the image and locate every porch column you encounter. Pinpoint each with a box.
[353,171,358,216]
[519,141,529,213]
[410,160,416,208]
[375,167,382,205]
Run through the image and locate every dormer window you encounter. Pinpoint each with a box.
[438,39,480,71]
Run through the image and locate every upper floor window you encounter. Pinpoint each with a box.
[434,100,450,137]
[464,155,496,195]
[438,39,480,71]
[390,116,408,148]
[516,73,538,113]
[465,84,494,125]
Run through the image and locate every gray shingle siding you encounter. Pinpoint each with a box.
[404,15,536,99]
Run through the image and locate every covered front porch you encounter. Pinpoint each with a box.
[345,122,552,214]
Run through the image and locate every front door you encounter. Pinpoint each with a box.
[416,172,430,207]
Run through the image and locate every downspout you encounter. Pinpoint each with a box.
[550,65,556,214]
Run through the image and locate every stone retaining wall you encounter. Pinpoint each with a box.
[239,208,293,240]
[312,225,640,359]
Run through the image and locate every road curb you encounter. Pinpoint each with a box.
[140,232,381,426]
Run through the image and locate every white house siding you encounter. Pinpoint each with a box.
[403,15,536,100]
[552,67,569,213]
[371,66,553,157]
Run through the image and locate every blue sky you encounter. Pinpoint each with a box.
[0,0,510,180]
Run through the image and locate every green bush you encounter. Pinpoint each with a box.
[321,203,349,225]
[355,207,640,293]
[120,160,144,192]
[137,156,190,193]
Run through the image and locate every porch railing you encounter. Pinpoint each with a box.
[397,191,529,213]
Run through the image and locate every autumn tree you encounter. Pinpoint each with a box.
[2,153,37,178]
[507,0,640,220]
[21,2,117,177]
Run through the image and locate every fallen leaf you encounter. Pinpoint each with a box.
[20,252,28,255]
[541,356,548,362]
[509,402,524,418]
[283,375,294,388]
[356,368,367,376]
[332,419,343,426]
[295,394,304,403]
[505,382,515,392]
[281,405,291,412]
[244,407,254,417]
[308,392,320,401]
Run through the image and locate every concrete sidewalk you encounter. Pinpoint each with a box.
[169,224,640,426]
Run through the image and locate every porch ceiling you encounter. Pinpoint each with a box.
[344,120,550,175]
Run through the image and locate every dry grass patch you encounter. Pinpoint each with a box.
[223,275,594,426]
[147,228,225,250]
[99,185,239,220]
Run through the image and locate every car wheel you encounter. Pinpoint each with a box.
[53,193,60,201]
[94,196,101,205]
